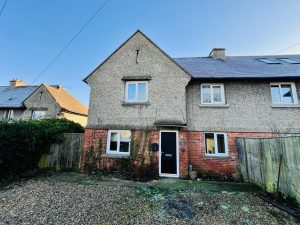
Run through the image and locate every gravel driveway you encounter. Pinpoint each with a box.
[0,173,298,225]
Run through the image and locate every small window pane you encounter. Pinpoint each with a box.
[109,132,118,151]
[271,85,281,103]
[202,85,211,103]
[205,133,215,154]
[5,110,9,120]
[281,85,293,104]
[137,83,146,101]
[120,130,131,152]
[217,134,226,154]
[212,86,222,103]
[127,83,136,101]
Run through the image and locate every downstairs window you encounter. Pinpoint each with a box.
[107,130,131,155]
[205,133,228,157]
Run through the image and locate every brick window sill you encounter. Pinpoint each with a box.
[102,154,130,159]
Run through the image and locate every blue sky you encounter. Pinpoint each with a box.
[1,0,300,105]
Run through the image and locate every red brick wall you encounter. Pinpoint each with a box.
[83,128,275,178]
[187,131,276,178]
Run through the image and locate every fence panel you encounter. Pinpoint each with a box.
[39,133,83,171]
[237,136,300,203]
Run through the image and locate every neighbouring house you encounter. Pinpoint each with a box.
[83,30,300,178]
[0,79,88,126]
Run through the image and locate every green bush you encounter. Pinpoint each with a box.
[0,119,83,181]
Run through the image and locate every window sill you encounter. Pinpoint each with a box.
[122,101,150,106]
[271,104,300,108]
[199,104,229,108]
[102,153,130,159]
[205,154,229,158]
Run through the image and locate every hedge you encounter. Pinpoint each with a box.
[0,119,84,181]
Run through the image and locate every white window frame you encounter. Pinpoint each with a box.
[5,110,14,120]
[106,130,131,155]
[31,110,46,120]
[125,81,148,103]
[200,83,225,104]
[204,132,229,157]
[270,82,298,105]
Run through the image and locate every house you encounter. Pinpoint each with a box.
[0,79,88,126]
[83,30,300,178]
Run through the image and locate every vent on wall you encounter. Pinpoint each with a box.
[257,58,280,64]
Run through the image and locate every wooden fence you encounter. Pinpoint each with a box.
[237,136,300,203]
[39,133,84,171]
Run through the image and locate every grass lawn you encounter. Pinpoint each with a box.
[0,172,298,225]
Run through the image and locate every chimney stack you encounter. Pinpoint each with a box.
[209,48,226,60]
[9,79,25,87]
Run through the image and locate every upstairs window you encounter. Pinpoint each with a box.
[201,84,225,104]
[125,81,148,103]
[107,130,131,155]
[270,82,298,104]
[205,133,228,157]
[31,110,46,120]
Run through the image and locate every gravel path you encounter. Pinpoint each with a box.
[0,177,299,225]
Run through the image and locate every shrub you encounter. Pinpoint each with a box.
[82,129,159,181]
[0,119,83,182]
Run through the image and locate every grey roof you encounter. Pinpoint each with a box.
[0,86,38,108]
[174,55,300,79]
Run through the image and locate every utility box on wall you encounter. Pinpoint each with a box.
[150,143,159,152]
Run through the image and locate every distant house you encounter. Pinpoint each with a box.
[0,79,88,126]
[83,30,300,178]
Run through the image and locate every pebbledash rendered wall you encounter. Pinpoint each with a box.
[187,80,300,133]
[23,85,61,119]
[84,31,191,130]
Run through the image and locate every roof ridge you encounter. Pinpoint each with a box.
[174,54,300,59]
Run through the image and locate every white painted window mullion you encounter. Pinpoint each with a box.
[210,85,213,103]
[214,133,219,154]
[135,83,138,101]
[117,131,121,153]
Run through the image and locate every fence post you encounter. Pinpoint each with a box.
[276,154,283,196]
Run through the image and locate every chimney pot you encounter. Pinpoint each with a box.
[209,48,226,60]
[9,79,25,87]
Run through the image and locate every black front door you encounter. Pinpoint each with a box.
[161,132,177,175]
